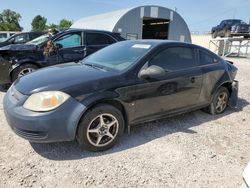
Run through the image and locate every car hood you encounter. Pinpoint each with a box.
[14,63,119,96]
[0,41,10,48]
[0,44,36,51]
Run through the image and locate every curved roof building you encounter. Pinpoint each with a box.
[71,5,191,43]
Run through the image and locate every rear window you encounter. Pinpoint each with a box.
[199,50,219,66]
[86,33,115,45]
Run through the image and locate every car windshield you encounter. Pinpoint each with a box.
[82,41,152,72]
[26,34,50,45]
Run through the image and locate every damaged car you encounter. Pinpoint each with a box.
[0,29,124,88]
[3,40,238,151]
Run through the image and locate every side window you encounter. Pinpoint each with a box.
[199,50,218,66]
[86,33,115,45]
[0,33,7,41]
[54,32,81,48]
[14,34,29,43]
[149,47,196,71]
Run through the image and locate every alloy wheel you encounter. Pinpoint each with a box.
[215,92,228,113]
[18,68,36,78]
[86,113,119,147]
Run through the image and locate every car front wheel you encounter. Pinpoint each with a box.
[206,87,229,115]
[77,104,125,151]
[12,64,38,82]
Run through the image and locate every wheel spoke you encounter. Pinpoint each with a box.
[88,128,99,134]
[99,115,105,126]
[106,120,117,129]
[106,132,114,139]
[96,135,103,145]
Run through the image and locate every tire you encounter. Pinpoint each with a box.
[205,87,230,115]
[12,64,38,82]
[1,84,11,91]
[224,30,231,38]
[76,104,125,151]
[212,32,217,38]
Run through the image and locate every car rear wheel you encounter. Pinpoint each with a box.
[205,87,229,115]
[12,64,38,82]
[77,104,125,151]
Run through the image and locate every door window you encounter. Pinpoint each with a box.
[14,34,29,43]
[149,47,196,71]
[54,33,81,48]
[199,50,219,66]
[86,33,115,45]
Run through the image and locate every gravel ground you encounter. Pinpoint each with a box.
[0,57,249,188]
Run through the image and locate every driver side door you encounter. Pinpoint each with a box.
[133,45,203,122]
[53,31,85,64]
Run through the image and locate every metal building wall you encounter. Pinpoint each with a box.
[113,6,191,43]
[71,5,191,43]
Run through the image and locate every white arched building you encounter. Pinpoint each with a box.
[71,5,191,43]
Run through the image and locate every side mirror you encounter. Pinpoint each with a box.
[55,43,63,49]
[139,65,166,79]
[8,38,15,44]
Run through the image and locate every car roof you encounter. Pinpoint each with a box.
[66,28,116,34]
[122,39,201,48]
[223,19,242,22]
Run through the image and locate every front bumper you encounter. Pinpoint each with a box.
[3,86,86,143]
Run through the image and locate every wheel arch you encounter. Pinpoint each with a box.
[75,98,129,137]
[10,61,41,81]
[211,80,233,102]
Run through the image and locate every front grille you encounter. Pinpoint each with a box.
[14,127,47,140]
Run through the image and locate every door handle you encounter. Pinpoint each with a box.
[73,49,85,53]
[190,77,196,83]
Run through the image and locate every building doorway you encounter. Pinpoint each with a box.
[142,17,170,39]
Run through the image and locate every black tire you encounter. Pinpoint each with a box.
[205,87,230,115]
[224,30,231,38]
[12,64,38,82]
[212,32,217,38]
[77,104,125,151]
[1,84,11,91]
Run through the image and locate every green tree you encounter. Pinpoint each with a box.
[0,9,23,31]
[47,23,58,30]
[58,19,72,28]
[31,15,47,31]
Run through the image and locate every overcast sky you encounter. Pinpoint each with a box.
[1,0,250,32]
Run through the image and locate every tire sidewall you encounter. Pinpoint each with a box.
[12,64,38,82]
[212,87,229,114]
[77,104,125,151]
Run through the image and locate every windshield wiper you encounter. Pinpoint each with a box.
[84,63,106,71]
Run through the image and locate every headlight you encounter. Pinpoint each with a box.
[23,91,70,112]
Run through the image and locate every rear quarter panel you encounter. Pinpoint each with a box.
[199,62,230,103]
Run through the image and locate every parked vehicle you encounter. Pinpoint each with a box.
[3,40,238,151]
[211,19,250,38]
[0,29,124,87]
[242,163,250,188]
[0,31,18,42]
[0,32,44,48]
